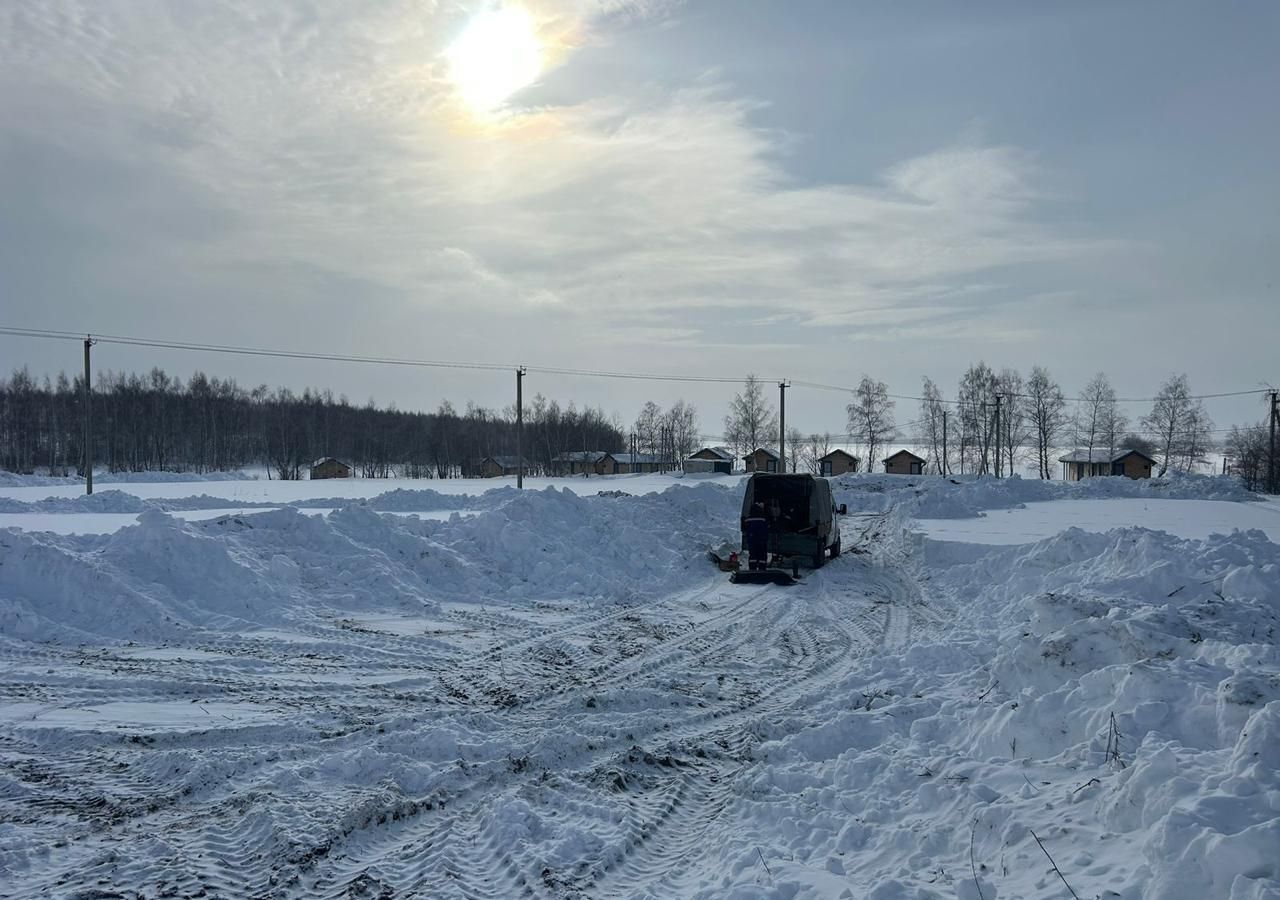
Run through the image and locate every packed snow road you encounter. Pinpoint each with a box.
[0,505,916,899]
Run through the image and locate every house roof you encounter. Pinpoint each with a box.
[607,452,669,465]
[484,455,531,469]
[883,449,926,463]
[819,449,859,462]
[690,446,734,461]
[1058,449,1156,465]
[744,447,780,460]
[311,457,349,468]
[552,451,609,463]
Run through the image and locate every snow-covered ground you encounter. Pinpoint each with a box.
[0,472,1276,898]
[917,497,1280,544]
[0,471,742,505]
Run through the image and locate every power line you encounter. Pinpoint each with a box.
[0,326,746,385]
[0,323,1269,401]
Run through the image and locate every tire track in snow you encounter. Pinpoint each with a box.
[279,577,867,898]
[5,512,931,899]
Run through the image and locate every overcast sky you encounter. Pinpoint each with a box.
[2,0,1277,437]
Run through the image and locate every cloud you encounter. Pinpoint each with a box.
[0,1,1110,358]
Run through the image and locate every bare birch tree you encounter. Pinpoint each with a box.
[785,426,804,473]
[665,400,700,464]
[724,374,777,459]
[957,363,998,474]
[1074,372,1122,461]
[996,368,1032,477]
[847,375,896,471]
[1025,366,1067,479]
[806,432,832,475]
[1141,374,1212,475]
[917,377,947,475]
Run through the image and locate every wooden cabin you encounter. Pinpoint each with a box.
[310,457,352,480]
[882,450,926,475]
[685,447,734,474]
[818,449,860,476]
[743,447,780,473]
[477,455,531,478]
[1059,449,1155,481]
[603,452,670,474]
[551,451,611,476]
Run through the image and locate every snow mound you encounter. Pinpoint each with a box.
[828,471,1259,521]
[0,470,254,488]
[0,483,742,644]
[750,522,1279,899]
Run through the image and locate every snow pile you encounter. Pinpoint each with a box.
[1,490,157,514]
[0,470,254,488]
[828,471,1259,520]
[743,524,1279,899]
[0,483,741,644]
[292,487,477,512]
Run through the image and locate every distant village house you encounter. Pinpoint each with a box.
[818,449,860,476]
[1059,449,1155,481]
[603,452,671,475]
[882,450,925,475]
[685,447,734,474]
[476,455,531,478]
[310,457,352,480]
[551,451,611,476]
[743,447,780,473]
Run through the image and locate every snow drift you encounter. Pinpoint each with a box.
[0,484,741,644]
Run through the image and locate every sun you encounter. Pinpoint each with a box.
[446,6,543,113]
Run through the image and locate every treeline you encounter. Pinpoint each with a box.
[0,367,625,479]
[721,367,1269,487]
[909,367,1219,479]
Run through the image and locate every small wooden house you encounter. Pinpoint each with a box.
[743,447,780,473]
[685,447,734,474]
[551,451,611,476]
[604,452,670,474]
[882,450,925,475]
[818,449,860,476]
[477,455,531,478]
[310,457,352,480]
[1059,449,1155,481]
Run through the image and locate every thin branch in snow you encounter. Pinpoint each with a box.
[970,813,986,900]
[756,847,773,881]
[1071,777,1101,796]
[1030,829,1082,900]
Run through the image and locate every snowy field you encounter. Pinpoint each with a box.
[916,497,1280,545]
[0,472,1277,899]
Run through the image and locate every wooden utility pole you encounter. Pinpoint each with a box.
[83,335,94,495]
[516,367,525,489]
[778,381,788,473]
[994,394,1003,478]
[1269,390,1277,494]
[941,409,948,476]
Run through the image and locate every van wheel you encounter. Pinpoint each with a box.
[830,540,841,559]
[813,551,825,569]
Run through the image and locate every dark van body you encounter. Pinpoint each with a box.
[740,473,841,568]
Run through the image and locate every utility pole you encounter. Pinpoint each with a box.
[515,367,525,489]
[1269,391,1277,495]
[83,335,94,496]
[979,401,988,475]
[941,408,948,476]
[994,393,1003,478]
[778,381,789,473]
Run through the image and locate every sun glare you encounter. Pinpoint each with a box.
[446,6,543,113]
